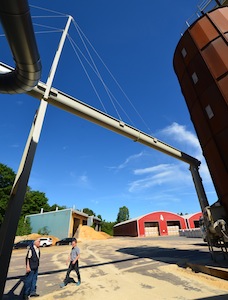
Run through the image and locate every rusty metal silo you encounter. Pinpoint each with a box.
[173,6,228,214]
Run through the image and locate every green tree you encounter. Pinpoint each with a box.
[0,163,15,226]
[97,214,102,221]
[49,203,66,211]
[22,189,50,216]
[38,226,50,235]
[0,163,50,233]
[83,208,96,216]
[100,221,116,236]
[0,162,71,236]
[116,206,129,223]
[16,217,31,236]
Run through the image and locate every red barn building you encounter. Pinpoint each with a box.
[183,212,202,229]
[114,211,188,237]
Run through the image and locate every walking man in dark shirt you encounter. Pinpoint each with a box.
[23,238,41,299]
[60,238,81,287]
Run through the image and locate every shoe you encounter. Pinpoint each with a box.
[23,296,29,300]
[30,292,40,297]
[60,282,66,288]
[76,281,81,286]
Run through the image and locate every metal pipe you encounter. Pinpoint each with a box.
[189,165,209,211]
[0,62,199,166]
[0,0,41,94]
[28,80,200,166]
[28,79,209,213]
[1,63,208,212]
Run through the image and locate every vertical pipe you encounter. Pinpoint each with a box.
[189,165,209,211]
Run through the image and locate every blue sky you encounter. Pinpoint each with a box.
[0,1,217,221]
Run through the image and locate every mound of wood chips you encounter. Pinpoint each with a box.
[78,225,112,241]
[14,226,111,244]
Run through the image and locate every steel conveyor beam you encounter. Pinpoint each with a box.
[0,0,41,94]
[0,62,200,166]
[33,82,200,167]
[29,80,209,211]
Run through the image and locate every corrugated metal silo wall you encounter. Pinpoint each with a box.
[173,6,228,214]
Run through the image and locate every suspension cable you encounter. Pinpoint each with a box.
[27,5,152,133]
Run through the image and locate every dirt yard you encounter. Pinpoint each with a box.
[5,233,228,300]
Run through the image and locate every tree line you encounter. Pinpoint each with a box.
[0,163,130,236]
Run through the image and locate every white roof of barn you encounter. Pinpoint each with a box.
[114,210,186,227]
[182,212,201,219]
[114,217,139,227]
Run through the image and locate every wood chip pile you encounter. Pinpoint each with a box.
[14,226,112,244]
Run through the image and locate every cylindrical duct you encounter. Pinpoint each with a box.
[0,0,41,94]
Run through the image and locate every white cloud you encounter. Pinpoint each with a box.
[79,174,88,185]
[126,122,216,207]
[159,122,213,184]
[68,171,90,188]
[108,122,214,200]
[134,164,170,175]
[129,163,191,192]
[160,122,201,158]
[10,144,19,148]
[109,151,144,170]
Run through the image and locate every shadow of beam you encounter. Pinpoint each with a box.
[196,296,228,300]
[6,256,139,281]
[3,278,24,300]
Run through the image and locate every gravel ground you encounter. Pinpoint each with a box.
[4,236,228,300]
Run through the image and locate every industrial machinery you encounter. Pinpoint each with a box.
[174,0,228,258]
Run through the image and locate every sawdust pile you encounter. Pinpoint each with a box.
[15,226,111,244]
[78,226,112,241]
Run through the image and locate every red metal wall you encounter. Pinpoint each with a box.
[185,212,202,228]
[113,220,138,237]
[138,211,187,236]
[173,7,228,214]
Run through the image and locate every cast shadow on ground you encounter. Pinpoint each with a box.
[3,278,24,300]
[4,272,77,300]
[6,246,228,282]
[5,246,228,299]
[116,245,228,269]
[4,259,139,299]
[196,296,228,300]
[192,242,208,247]
[6,257,140,283]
